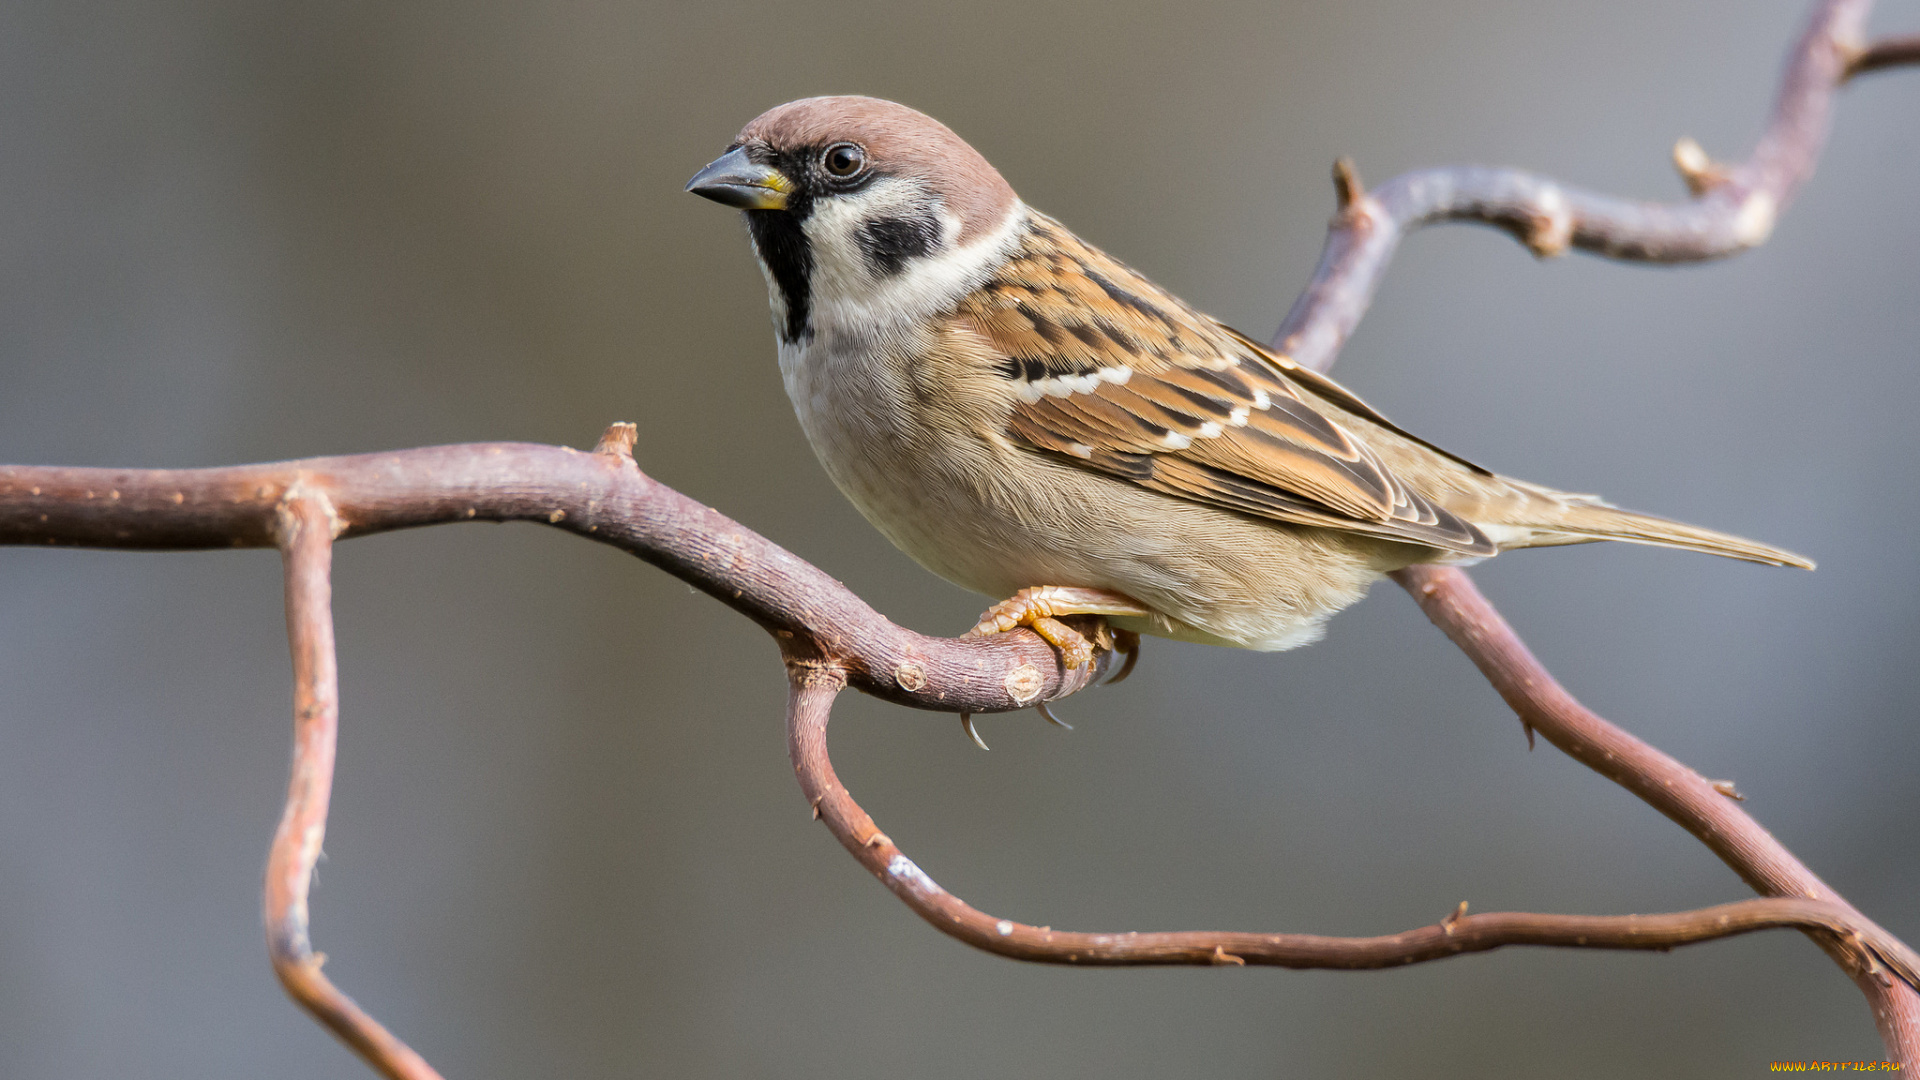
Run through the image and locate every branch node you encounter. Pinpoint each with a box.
[1004,663,1043,705]
[1522,187,1574,258]
[593,421,638,460]
[893,662,927,692]
[1730,189,1779,249]
[782,655,846,691]
[273,484,342,546]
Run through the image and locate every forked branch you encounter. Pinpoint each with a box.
[0,0,1914,1074]
[1262,0,1920,1053]
[1,420,1914,1075]
[269,494,444,1080]
[785,660,1919,979]
[1274,0,1901,373]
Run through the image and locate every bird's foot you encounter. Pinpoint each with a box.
[965,586,1152,670]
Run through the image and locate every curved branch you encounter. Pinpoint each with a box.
[0,432,1114,715]
[1392,566,1920,1054]
[784,659,1920,980]
[1251,0,1920,1058]
[269,494,442,1080]
[0,0,1913,1071]
[1273,0,1918,373]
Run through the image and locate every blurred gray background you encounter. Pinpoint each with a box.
[1,0,1915,1076]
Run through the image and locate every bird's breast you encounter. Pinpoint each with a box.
[775,329,1033,589]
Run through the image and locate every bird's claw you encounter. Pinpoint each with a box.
[960,712,990,750]
[965,586,1150,671]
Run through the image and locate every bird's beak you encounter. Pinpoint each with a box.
[685,147,792,210]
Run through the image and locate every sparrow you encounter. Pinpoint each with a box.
[686,96,1811,674]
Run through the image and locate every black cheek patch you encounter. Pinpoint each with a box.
[855,212,942,276]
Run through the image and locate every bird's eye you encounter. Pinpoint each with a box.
[822,143,866,178]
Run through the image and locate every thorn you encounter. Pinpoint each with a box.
[960,712,990,751]
[810,794,824,820]
[1036,701,1073,730]
[1332,157,1365,211]
[1710,779,1746,802]
[1522,720,1536,751]
[593,421,638,459]
[1441,901,1469,935]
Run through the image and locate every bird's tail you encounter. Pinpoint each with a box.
[1491,493,1814,569]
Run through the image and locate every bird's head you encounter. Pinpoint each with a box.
[687,96,1023,344]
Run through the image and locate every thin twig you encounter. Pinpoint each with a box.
[1272,0,1919,374]
[1391,566,1920,1056]
[1847,34,1920,80]
[783,659,1920,980]
[1257,0,1920,1059]
[268,493,443,1080]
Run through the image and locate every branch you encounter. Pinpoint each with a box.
[1258,0,1920,1057]
[0,0,1913,1073]
[1273,0,1919,373]
[0,434,1115,715]
[1393,566,1920,1053]
[267,494,443,1080]
[10,428,1913,1075]
[0,435,1120,1077]
[1847,33,1920,80]
[785,659,1920,979]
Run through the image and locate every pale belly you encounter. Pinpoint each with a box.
[777,336,1430,650]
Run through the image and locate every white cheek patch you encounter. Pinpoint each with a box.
[803,195,1027,342]
[804,179,927,286]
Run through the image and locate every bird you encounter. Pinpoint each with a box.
[686,95,1811,678]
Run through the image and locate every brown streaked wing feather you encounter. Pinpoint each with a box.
[1214,324,1493,477]
[966,213,1496,556]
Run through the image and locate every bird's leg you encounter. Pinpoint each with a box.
[965,586,1152,669]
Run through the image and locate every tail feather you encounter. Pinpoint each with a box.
[1498,498,1815,569]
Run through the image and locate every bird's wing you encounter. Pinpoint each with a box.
[958,213,1497,556]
